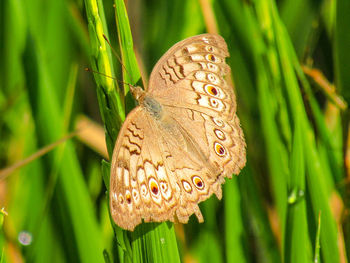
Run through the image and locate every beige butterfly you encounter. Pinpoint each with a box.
[110,34,246,231]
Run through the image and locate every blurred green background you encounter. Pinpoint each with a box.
[0,0,349,262]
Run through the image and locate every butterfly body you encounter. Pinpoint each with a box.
[110,34,246,231]
[142,96,163,120]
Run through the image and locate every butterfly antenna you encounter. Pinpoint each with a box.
[102,34,134,85]
[85,68,134,89]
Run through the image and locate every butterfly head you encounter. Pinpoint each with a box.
[130,86,146,103]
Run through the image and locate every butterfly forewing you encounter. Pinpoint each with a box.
[148,34,245,176]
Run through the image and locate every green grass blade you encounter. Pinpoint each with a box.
[85,0,124,156]
[114,0,141,92]
[284,122,310,263]
[314,212,322,263]
[224,179,246,263]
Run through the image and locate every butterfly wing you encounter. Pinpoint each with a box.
[110,107,223,230]
[147,33,246,178]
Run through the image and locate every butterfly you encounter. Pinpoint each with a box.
[109,34,246,231]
